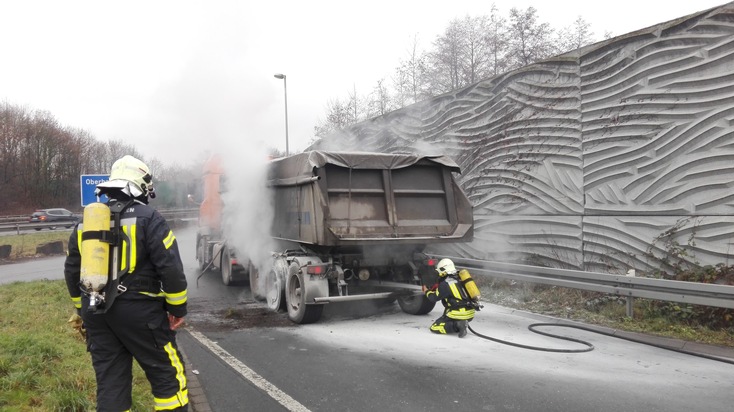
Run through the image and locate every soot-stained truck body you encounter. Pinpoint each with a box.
[196,151,473,324]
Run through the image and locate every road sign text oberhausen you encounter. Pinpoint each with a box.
[80,175,110,207]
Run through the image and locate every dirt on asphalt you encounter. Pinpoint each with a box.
[184,297,294,332]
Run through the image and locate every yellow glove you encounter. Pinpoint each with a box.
[67,313,86,339]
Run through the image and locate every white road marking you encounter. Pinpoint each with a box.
[186,328,311,412]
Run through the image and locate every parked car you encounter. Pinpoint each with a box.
[28,208,80,230]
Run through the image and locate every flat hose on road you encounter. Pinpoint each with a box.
[468,323,594,353]
[469,323,734,365]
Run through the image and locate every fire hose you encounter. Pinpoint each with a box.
[467,323,734,365]
[468,323,594,353]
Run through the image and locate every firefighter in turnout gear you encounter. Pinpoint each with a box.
[424,258,477,338]
[64,155,189,411]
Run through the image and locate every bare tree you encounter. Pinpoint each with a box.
[107,139,143,166]
[313,98,356,139]
[428,17,465,94]
[393,34,430,106]
[316,4,600,135]
[367,78,394,117]
[461,15,494,84]
[556,16,595,53]
[506,7,555,68]
[485,4,510,77]
[0,103,29,209]
[0,101,207,213]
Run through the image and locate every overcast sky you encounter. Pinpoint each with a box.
[1,0,728,167]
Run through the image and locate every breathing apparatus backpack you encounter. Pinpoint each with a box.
[458,269,482,310]
[79,200,132,313]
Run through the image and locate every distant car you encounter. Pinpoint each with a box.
[28,208,80,230]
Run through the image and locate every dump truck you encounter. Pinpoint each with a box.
[196,151,474,324]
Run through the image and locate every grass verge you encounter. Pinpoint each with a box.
[0,231,70,260]
[0,280,154,411]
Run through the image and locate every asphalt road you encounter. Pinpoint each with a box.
[2,225,733,412]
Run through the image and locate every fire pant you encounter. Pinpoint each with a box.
[82,296,188,412]
[430,314,473,334]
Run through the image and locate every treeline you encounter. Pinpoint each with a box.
[0,102,200,214]
[314,6,603,137]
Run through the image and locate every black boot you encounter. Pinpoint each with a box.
[457,320,467,338]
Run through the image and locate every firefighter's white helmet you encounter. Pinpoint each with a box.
[436,258,457,277]
[96,155,155,198]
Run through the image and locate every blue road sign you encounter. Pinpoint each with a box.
[80,174,110,207]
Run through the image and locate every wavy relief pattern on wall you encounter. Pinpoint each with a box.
[578,6,734,271]
[315,4,734,271]
[581,8,734,215]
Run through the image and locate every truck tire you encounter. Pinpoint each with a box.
[221,246,234,286]
[285,262,323,324]
[266,258,287,312]
[397,294,436,315]
[249,262,265,301]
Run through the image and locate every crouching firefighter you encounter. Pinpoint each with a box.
[424,258,481,338]
[64,155,189,412]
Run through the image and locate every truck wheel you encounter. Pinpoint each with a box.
[397,294,436,315]
[221,247,234,286]
[249,263,265,301]
[285,262,323,324]
[266,258,287,312]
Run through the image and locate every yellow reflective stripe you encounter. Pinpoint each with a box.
[162,230,175,250]
[165,290,188,306]
[121,226,128,272]
[448,307,475,320]
[138,291,164,298]
[154,342,188,410]
[120,224,138,273]
[128,224,137,273]
[431,322,447,334]
[76,229,82,252]
[154,389,188,410]
[71,296,81,309]
[449,282,462,299]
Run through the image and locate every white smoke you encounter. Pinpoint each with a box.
[219,141,276,280]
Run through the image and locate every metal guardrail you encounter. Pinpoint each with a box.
[0,214,28,224]
[0,222,78,234]
[437,256,734,314]
[0,208,198,234]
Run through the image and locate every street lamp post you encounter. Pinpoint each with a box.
[273,73,289,156]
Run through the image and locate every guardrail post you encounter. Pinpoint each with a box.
[625,269,636,318]
[626,297,634,317]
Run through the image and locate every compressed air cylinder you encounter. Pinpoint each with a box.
[458,269,481,300]
[80,202,111,293]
